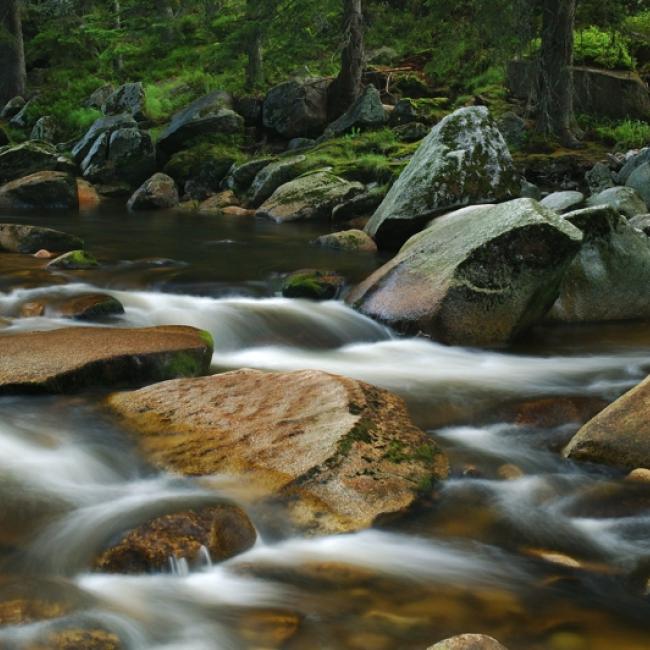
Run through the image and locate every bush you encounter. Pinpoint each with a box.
[574,26,634,70]
[582,117,650,149]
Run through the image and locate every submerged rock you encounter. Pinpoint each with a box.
[0,171,79,210]
[263,79,330,139]
[564,374,650,470]
[47,250,98,270]
[127,173,179,210]
[427,634,509,650]
[282,269,346,300]
[256,171,363,223]
[364,106,519,248]
[0,141,75,184]
[0,224,83,254]
[56,293,125,320]
[313,229,378,253]
[549,206,650,323]
[348,199,583,346]
[0,325,213,393]
[94,504,256,573]
[107,369,448,534]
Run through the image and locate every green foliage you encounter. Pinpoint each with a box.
[588,118,650,149]
[574,26,634,70]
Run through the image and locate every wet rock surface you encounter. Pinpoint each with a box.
[107,368,448,534]
[0,326,213,393]
[0,224,83,254]
[0,171,79,210]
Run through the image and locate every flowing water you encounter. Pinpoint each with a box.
[1,203,650,650]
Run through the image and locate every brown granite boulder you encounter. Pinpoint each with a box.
[0,171,79,210]
[564,374,650,470]
[0,326,213,393]
[127,173,179,210]
[107,369,448,534]
[94,504,256,573]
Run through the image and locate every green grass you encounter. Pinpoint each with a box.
[580,116,650,149]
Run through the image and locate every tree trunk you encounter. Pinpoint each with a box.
[244,0,264,91]
[0,0,26,106]
[330,0,365,118]
[536,0,579,147]
[114,0,124,73]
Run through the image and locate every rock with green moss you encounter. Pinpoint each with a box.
[163,142,240,189]
[224,156,277,193]
[282,269,346,300]
[0,171,79,210]
[47,250,99,270]
[313,229,377,253]
[348,199,583,346]
[394,121,429,142]
[127,173,179,211]
[256,171,364,223]
[0,141,75,184]
[157,91,242,156]
[0,223,83,254]
[0,325,213,393]
[30,116,58,143]
[324,85,386,138]
[427,634,509,650]
[107,368,448,534]
[332,188,386,221]
[549,205,650,322]
[364,106,520,249]
[249,155,316,207]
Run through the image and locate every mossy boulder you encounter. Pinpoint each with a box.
[102,81,147,121]
[348,199,583,346]
[364,106,520,249]
[94,504,256,573]
[256,171,364,223]
[0,171,79,210]
[0,325,213,393]
[163,142,241,189]
[47,250,98,270]
[224,156,277,193]
[313,229,378,253]
[564,374,650,470]
[282,269,346,300]
[248,155,316,207]
[30,115,58,143]
[549,205,650,322]
[157,90,242,156]
[107,369,448,534]
[0,223,83,254]
[0,141,75,184]
[127,173,179,210]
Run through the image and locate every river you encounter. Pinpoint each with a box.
[0,203,649,649]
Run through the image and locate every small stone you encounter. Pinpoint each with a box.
[47,250,99,270]
[313,229,377,253]
[33,249,56,259]
[282,269,345,300]
[625,468,650,483]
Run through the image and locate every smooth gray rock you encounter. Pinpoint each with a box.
[349,199,583,346]
[249,155,314,207]
[626,162,650,207]
[102,82,147,121]
[225,157,277,192]
[324,85,386,137]
[629,213,650,235]
[586,161,616,194]
[364,106,519,249]
[550,205,650,323]
[71,114,137,164]
[587,186,647,218]
[127,173,179,211]
[541,191,585,213]
[617,148,650,185]
[520,179,542,200]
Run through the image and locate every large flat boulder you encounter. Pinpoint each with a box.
[256,171,364,223]
[0,141,75,185]
[0,171,79,210]
[0,224,83,254]
[549,206,650,322]
[507,61,650,121]
[364,107,519,249]
[348,199,583,346]
[107,368,448,534]
[0,326,213,394]
[564,374,650,470]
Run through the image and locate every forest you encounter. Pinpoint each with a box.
[0,1,650,650]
